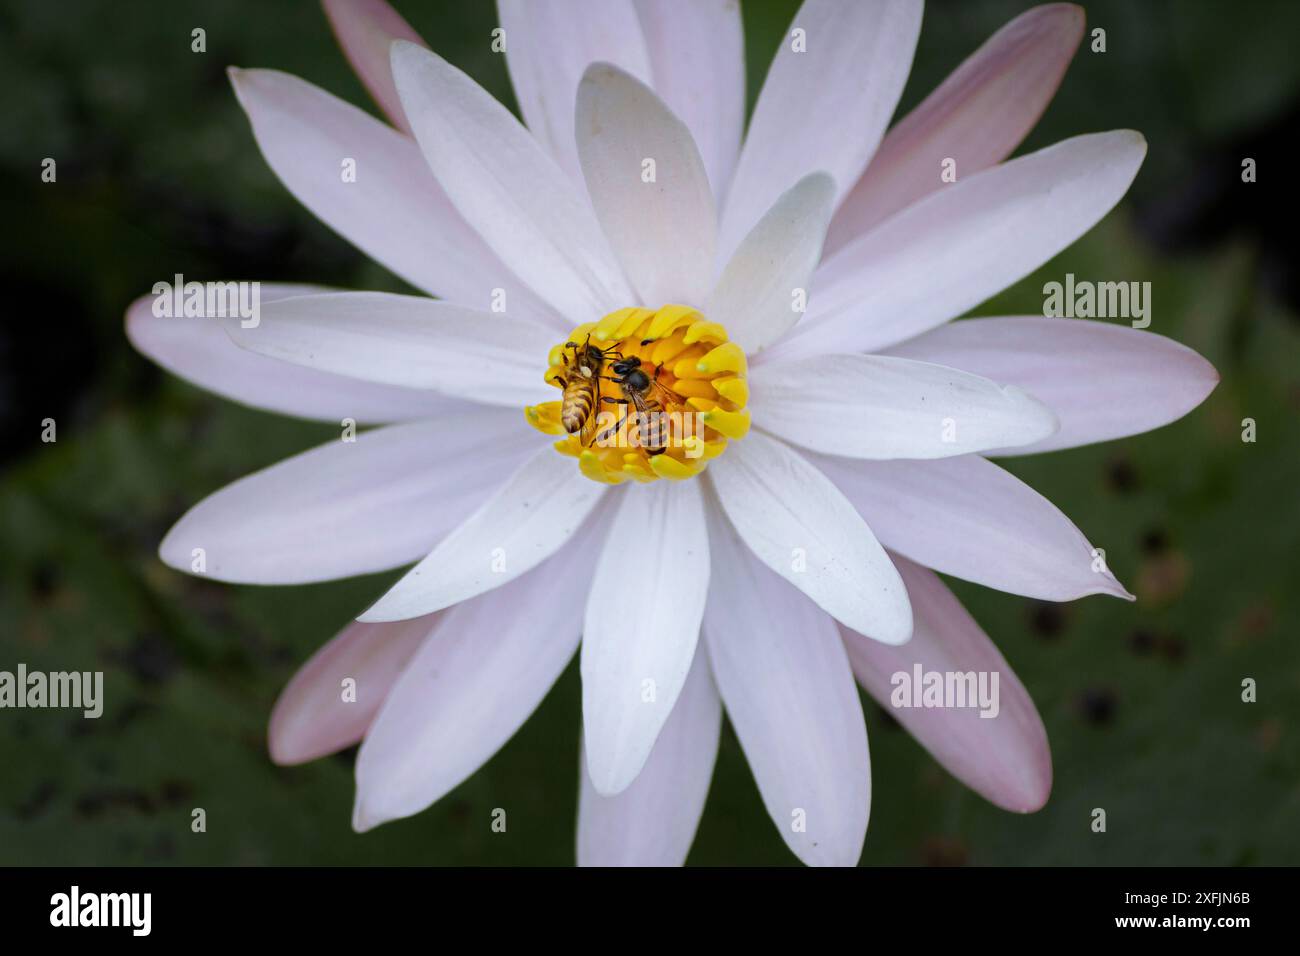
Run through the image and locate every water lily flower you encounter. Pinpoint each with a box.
[125,0,1218,866]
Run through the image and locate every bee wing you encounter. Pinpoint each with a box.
[649,379,684,408]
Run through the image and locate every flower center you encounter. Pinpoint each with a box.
[525,305,750,484]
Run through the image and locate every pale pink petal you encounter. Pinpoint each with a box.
[575,64,715,308]
[704,507,870,867]
[707,174,836,356]
[582,481,709,796]
[359,447,607,622]
[633,0,744,202]
[825,3,1086,253]
[125,286,455,423]
[882,317,1220,455]
[811,452,1133,601]
[708,432,911,644]
[718,0,923,261]
[159,412,530,585]
[269,613,436,765]
[771,130,1147,360]
[577,644,721,866]
[842,553,1052,812]
[322,0,426,133]
[228,68,548,316]
[353,519,602,831]
[497,0,652,185]
[749,353,1058,458]
[226,292,556,406]
[390,42,634,323]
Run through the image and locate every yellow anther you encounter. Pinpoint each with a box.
[643,303,700,340]
[701,407,751,439]
[712,375,749,406]
[696,342,747,376]
[682,320,728,345]
[525,402,566,435]
[668,378,717,399]
[671,346,711,380]
[649,454,707,480]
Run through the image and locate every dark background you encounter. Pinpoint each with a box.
[0,0,1296,865]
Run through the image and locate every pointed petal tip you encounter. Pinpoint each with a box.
[582,742,643,798]
[803,169,837,201]
[1040,2,1086,31]
[1099,564,1137,601]
[582,709,654,797]
[874,609,914,647]
[350,797,378,834]
[226,66,250,108]
[156,526,189,576]
[580,60,625,86]
[388,36,422,68]
[351,789,409,834]
[1001,383,1062,445]
[266,728,310,768]
[1012,776,1053,814]
[995,746,1054,814]
[588,774,631,799]
[267,702,331,767]
[1092,574,1136,602]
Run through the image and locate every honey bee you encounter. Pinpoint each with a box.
[553,336,622,444]
[596,356,685,455]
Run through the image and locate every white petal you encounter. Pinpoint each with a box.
[225,292,554,406]
[125,286,456,423]
[353,524,600,831]
[704,509,870,867]
[882,316,1220,455]
[811,452,1133,601]
[577,644,721,866]
[717,0,923,260]
[497,0,652,185]
[706,173,836,356]
[359,447,607,622]
[825,3,1085,252]
[707,432,911,643]
[390,41,633,322]
[582,481,710,795]
[576,64,715,308]
[841,554,1052,812]
[228,68,547,316]
[772,130,1149,360]
[633,0,744,202]
[322,0,426,134]
[749,353,1058,459]
[160,413,530,585]
[269,613,436,765]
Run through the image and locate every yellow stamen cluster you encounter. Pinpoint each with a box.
[525,304,750,484]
